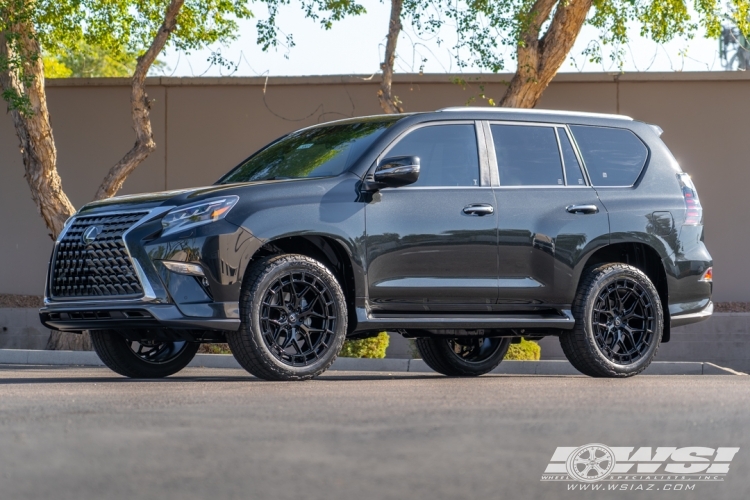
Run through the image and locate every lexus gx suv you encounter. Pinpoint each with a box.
[40,108,713,380]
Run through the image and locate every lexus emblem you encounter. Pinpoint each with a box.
[81,225,102,245]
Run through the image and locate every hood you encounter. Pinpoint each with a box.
[76,179,304,215]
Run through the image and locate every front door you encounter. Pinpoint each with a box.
[486,122,610,310]
[365,122,499,313]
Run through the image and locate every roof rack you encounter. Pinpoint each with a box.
[437,107,633,121]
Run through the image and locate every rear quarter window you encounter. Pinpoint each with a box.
[569,126,648,187]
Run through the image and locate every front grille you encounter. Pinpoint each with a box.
[50,212,148,298]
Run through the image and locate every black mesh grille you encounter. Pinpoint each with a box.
[50,212,148,298]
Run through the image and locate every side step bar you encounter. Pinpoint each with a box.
[354,308,575,332]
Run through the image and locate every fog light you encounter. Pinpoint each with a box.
[700,267,713,282]
[161,261,205,277]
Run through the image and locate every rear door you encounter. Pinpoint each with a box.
[364,122,499,313]
[485,122,610,309]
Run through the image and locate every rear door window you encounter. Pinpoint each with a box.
[490,125,564,186]
[569,126,648,187]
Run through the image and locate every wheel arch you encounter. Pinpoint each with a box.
[580,242,671,342]
[242,234,361,334]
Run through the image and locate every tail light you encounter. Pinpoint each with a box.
[677,173,703,225]
[700,267,713,282]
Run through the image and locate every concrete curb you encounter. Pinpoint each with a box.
[0,349,745,375]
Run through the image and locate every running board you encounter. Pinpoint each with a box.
[354,308,575,332]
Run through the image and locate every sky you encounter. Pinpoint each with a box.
[158,3,732,78]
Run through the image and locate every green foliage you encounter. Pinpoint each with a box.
[197,343,232,354]
[1,0,254,112]
[504,338,541,361]
[340,332,390,359]
[405,0,750,72]
[43,41,138,78]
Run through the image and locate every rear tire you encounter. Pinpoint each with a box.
[227,254,348,381]
[90,330,199,378]
[559,263,663,378]
[416,337,511,376]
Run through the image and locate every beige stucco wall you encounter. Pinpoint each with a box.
[1,72,748,300]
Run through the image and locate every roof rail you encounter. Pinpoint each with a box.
[436,107,633,121]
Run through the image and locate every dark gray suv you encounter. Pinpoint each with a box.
[40,108,713,380]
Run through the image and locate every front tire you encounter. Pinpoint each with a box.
[227,254,348,381]
[416,337,512,376]
[90,330,199,378]
[560,263,663,378]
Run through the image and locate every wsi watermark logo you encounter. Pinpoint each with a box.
[541,444,739,491]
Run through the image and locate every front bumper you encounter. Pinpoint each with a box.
[39,303,240,332]
[40,206,261,334]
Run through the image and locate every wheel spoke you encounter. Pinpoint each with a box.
[591,277,657,365]
[258,269,337,367]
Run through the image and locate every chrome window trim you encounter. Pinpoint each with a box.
[372,120,487,187]
[45,206,172,305]
[553,127,568,186]
[379,186,495,191]
[474,121,492,187]
[481,121,500,187]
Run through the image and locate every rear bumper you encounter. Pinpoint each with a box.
[39,303,241,332]
[670,300,713,328]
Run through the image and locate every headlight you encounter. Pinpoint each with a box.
[161,196,239,235]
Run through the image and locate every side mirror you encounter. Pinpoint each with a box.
[372,156,420,188]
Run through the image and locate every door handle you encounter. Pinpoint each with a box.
[566,204,599,215]
[463,204,494,216]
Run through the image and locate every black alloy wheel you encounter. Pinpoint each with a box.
[259,270,338,367]
[592,278,656,365]
[227,254,348,381]
[560,263,663,378]
[90,331,199,378]
[416,336,512,376]
[129,340,192,364]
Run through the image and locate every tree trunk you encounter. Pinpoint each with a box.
[3,1,185,351]
[94,0,184,200]
[1,21,84,350]
[0,27,75,238]
[501,0,593,108]
[378,0,404,113]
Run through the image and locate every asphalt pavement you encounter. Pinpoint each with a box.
[0,365,748,500]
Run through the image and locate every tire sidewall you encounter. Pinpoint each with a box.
[581,266,664,375]
[91,330,199,378]
[439,338,511,374]
[245,257,347,378]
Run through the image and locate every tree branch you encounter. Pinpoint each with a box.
[378,0,404,114]
[94,0,185,200]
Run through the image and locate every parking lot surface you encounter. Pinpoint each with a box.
[0,365,748,500]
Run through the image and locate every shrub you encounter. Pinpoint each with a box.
[198,343,231,354]
[504,339,541,361]
[339,332,390,358]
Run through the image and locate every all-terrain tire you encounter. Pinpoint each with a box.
[227,254,348,381]
[416,337,512,376]
[90,330,199,378]
[559,263,664,378]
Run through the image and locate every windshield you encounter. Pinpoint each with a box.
[218,117,401,184]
